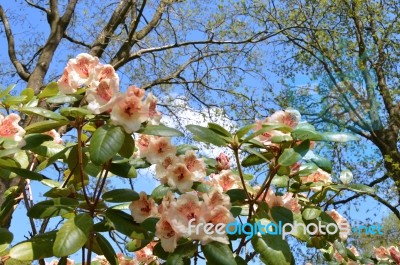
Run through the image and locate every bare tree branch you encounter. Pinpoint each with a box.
[0,5,31,81]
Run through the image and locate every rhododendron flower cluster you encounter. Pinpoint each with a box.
[129,189,234,253]
[327,209,350,241]
[0,113,26,147]
[374,246,400,264]
[137,135,206,192]
[58,53,161,133]
[258,189,301,214]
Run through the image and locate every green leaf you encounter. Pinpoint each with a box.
[105,209,148,239]
[125,239,151,252]
[109,162,137,178]
[310,155,332,173]
[20,107,67,121]
[251,233,293,265]
[291,129,323,141]
[151,184,173,202]
[278,140,310,166]
[186,125,227,146]
[321,132,360,142]
[20,87,34,103]
[46,94,82,104]
[141,217,159,233]
[38,82,59,99]
[28,198,79,219]
[102,189,140,202]
[36,145,71,172]
[32,141,67,158]
[89,125,125,165]
[25,120,69,134]
[22,134,53,150]
[1,84,16,98]
[10,232,56,261]
[3,95,27,106]
[271,175,289,188]
[0,228,13,253]
[202,242,236,265]
[208,123,232,137]
[345,184,375,194]
[242,152,274,167]
[236,124,255,139]
[271,134,293,143]
[59,107,92,118]
[118,134,135,158]
[176,144,199,155]
[226,189,247,203]
[167,242,198,265]
[0,166,45,181]
[53,213,93,257]
[302,207,322,220]
[192,182,211,193]
[138,124,184,137]
[95,233,118,265]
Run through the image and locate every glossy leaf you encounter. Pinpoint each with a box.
[208,122,232,137]
[302,207,322,220]
[138,124,184,137]
[105,209,148,239]
[46,94,82,104]
[0,228,13,252]
[38,82,59,99]
[346,184,375,194]
[53,213,93,257]
[186,125,227,146]
[176,144,199,155]
[151,184,173,202]
[278,140,310,166]
[60,107,92,118]
[89,125,125,165]
[118,134,135,158]
[109,162,137,178]
[321,132,360,142]
[21,134,53,150]
[25,120,69,134]
[10,232,56,260]
[291,129,322,141]
[20,107,67,121]
[28,198,79,219]
[202,242,236,265]
[252,233,292,265]
[95,233,118,265]
[102,189,140,202]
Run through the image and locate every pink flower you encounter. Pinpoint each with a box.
[254,120,287,149]
[145,137,176,164]
[209,170,241,192]
[134,241,158,264]
[327,209,350,241]
[155,216,180,253]
[180,150,206,181]
[110,94,146,133]
[260,189,283,208]
[167,163,194,192]
[136,134,151,157]
[117,253,138,265]
[155,155,179,183]
[374,246,390,261]
[301,168,332,191]
[43,129,62,144]
[57,53,99,94]
[388,246,400,264]
[129,192,158,223]
[143,93,162,125]
[202,189,231,209]
[266,109,301,128]
[216,152,230,171]
[0,113,26,147]
[282,193,301,214]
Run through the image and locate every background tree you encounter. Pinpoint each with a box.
[249,0,400,217]
[0,0,283,229]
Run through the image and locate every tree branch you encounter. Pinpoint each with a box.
[0,5,31,81]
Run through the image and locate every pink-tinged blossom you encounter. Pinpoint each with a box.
[197,205,235,245]
[158,191,175,215]
[129,192,158,223]
[327,209,350,241]
[86,76,120,114]
[134,241,158,264]
[180,150,206,181]
[202,189,231,209]
[110,93,146,133]
[301,169,332,191]
[155,155,179,184]
[266,109,301,128]
[46,259,74,265]
[374,246,390,261]
[155,216,180,253]
[43,129,62,144]
[57,53,99,94]
[216,152,230,171]
[254,120,287,149]
[389,246,400,264]
[0,113,26,147]
[282,193,301,214]
[167,163,194,193]
[165,193,205,238]
[136,134,152,158]
[145,137,176,164]
[143,93,162,125]
[209,170,241,192]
